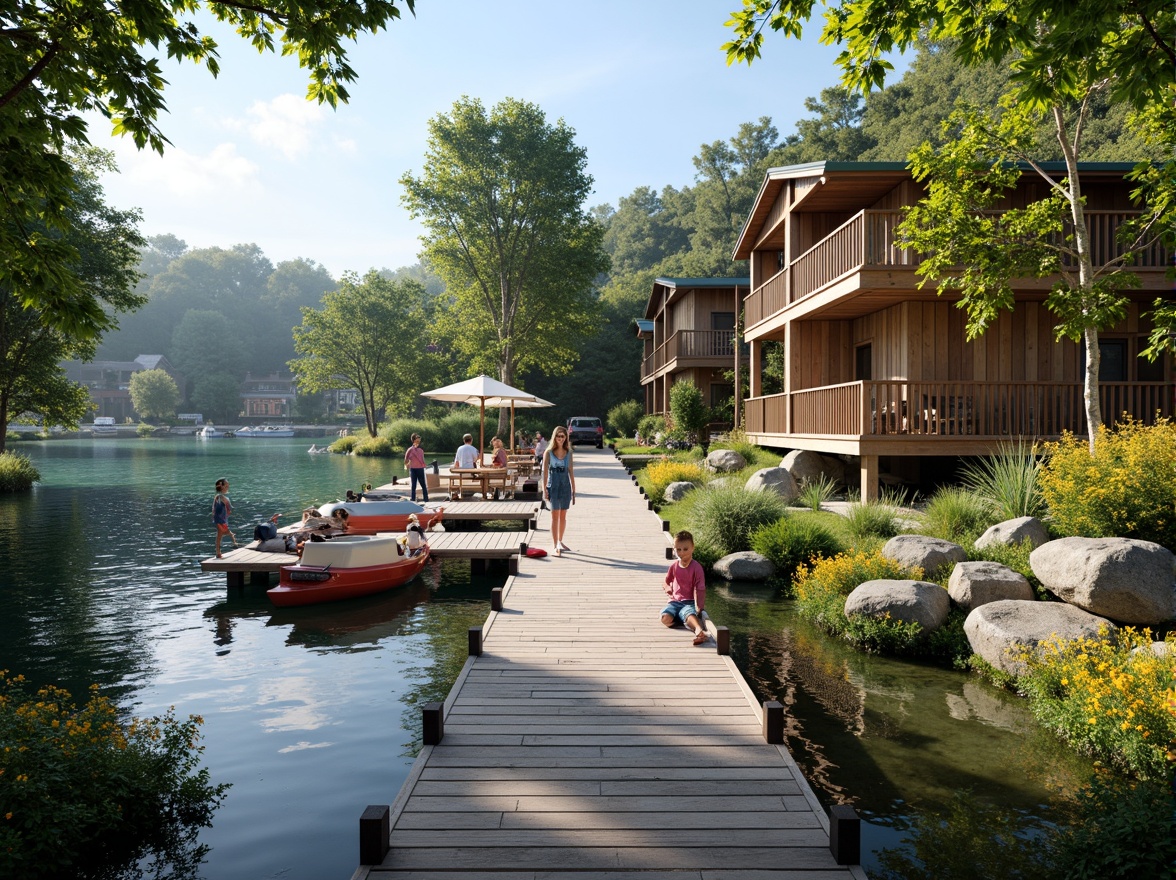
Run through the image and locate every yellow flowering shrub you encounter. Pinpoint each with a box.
[1017,629,1176,781]
[0,672,228,876]
[793,551,922,634]
[1039,417,1176,551]
[641,458,706,505]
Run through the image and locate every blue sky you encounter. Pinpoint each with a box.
[91,2,864,277]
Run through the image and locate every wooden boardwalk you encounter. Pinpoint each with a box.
[355,448,866,879]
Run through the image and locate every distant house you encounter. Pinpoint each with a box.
[240,373,296,420]
[638,277,750,424]
[732,160,1174,499]
[61,355,185,422]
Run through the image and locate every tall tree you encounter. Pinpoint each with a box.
[400,96,610,432]
[128,369,179,422]
[289,270,430,437]
[725,0,1175,446]
[1,0,415,338]
[0,147,143,452]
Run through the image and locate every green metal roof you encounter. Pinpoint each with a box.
[654,276,751,288]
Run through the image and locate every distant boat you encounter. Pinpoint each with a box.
[90,417,118,436]
[268,535,429,607]
[236,425,295,438]
[197,425,236,439]
[307,443,332,454]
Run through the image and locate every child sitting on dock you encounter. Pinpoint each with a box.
[661,530,709,645]
[403,513,429,557]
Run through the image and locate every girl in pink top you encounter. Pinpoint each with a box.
[404,433,428,502]
[661,530,709,645]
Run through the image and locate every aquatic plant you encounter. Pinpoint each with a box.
[0,672,229,878]
[353,436,396,457]
[0,452,39,492]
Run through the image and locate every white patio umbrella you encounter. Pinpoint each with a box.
[419,375,540,465]
[481,394,554,454]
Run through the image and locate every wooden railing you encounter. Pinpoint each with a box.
[745,267,789,327]
[745,381,1173,438]
[792,213,865,301]
[641,330,747,378]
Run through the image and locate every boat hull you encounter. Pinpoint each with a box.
[237,426,295,438]
[270,543,429,607]
[316,501,443,533]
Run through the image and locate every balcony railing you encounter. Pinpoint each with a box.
[641,330,748,379]
[745,209,1170,325]
[744,380,1173,438]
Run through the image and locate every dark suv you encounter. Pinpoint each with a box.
[567,417,604,448]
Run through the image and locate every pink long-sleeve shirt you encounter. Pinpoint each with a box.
[664,559,705,607]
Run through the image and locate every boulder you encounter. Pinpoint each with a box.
[881,535,967,577]
[745,467,798,502]
[948,561,1034,612]
[844,579,951,632]
[1131,641,1173,659]
[781,449,845,488]
[964,599,1115,676]
[712,551,776,582]
[1030,537,1176,624]
[706,448,746,473]
[662,481,697,503]
[973,516,1050,551]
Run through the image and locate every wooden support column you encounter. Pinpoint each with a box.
[749,340,762,398]
[471,557,486,575]
[861,454,879,502]
[359,805,390,865]
[225,571,245,588]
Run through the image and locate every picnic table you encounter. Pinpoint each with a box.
[445,467,513,500]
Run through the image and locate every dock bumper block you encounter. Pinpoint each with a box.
[422,702,444,745]
[763,700,784,744]
[468,626,483,656]
[491,587,503,612]
[828,804,861,865]
[715,625,730,655]
[359,804,390,865]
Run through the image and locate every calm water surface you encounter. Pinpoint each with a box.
[1,437,1091,878]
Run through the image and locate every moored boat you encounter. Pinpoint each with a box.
[269,535,429,606]
[197,425,236,439]
[316,499,443,533]
[237,425,295,438]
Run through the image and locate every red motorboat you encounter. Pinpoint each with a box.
[269,535,429,607]
[316,499,443,534]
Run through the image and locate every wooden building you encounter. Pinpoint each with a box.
[733,161,1174,499]
[638,276,750,424]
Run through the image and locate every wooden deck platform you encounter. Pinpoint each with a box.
[200,530,529,586]
[419,500,539,526]
[355,448,867,879]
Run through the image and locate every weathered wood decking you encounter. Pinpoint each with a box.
[356,448,866,879]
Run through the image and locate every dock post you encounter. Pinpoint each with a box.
[665,547,674,560]
[471,558,486,575]
[662,519,670,531]
[647,499,653,511]
[715,626,730,655]
[763,700,784,744]
[359,804,390,865]
[422,702,444,745]
[828,804,861,865]
[226,571,245,588]
[491,587,503,611]
[468,626,483,656]
[508,556,518,575]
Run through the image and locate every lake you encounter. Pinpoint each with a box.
[0,437,1091,878]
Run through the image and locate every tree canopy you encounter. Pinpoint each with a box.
[129,369,179,422]
[1,0,414,337]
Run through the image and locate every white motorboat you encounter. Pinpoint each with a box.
[236,425,295,438]
[197,425,235,439]
[90,417,118,436]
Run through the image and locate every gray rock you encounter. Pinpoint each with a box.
[1130,641,1172,659]
[782,449,845,487]
[1030,537,1176,624]
[706,448,746,473]
[844,579,951,632]
[948,561,1034,612]
[662,481,697,503]
[964,599,1115,676]
[712,551,776,582]
[881,535,967,577]
[974,516,1050,551]
[744,467,798,502]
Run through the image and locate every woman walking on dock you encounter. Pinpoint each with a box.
[541,426,575,556]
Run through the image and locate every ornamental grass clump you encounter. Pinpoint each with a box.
[0,672,229,877]
[686,482,789,557]
[1039,417,1176,551]
[960,438,1046,520]
[795,473,838,511]
[1016,628,1176,781]
[918,485,995,544]
[843,498,902,540]
[642,458,706,506]
[353,436,395,457]
[0,452,39,492]
[750,516,843,584]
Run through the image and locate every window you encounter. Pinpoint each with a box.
[1083,339,1128,381]
[855,344,872,381]
[1137,339,1165,382]
[711,312,735,356]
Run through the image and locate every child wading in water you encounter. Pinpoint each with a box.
[661,530,709,645]
[212,478,234,558]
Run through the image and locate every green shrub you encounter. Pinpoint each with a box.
[353,436,395,457]
[637,414,667,444]
[669,380,708,444]
[641,458,706,506]
[136,422,155,437]
[961,438,1046,520]
[750,516,843,582]
[432,410,485,452]
[382,417,436,450]
[330,435,360,454]
[0,452,40,492]
[795,473,838,511]
[607,400,643,439]
[0,673,229,878]
[844,499,901,540]
[792,550,921,638]
[1040,417,1176,551]
[686,482,789,557]
[919,486,995,543]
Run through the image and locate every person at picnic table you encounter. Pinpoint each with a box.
[661,530,709,645]
[532,431,547,462]
[490,436,508,468]
[541,425,575,556]
[453,433,480,470]
[404,432,429,502]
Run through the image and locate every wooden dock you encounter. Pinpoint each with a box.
[355,449,867,879]
[200,530,529,586]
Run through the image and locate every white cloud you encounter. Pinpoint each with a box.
[244,93,325,160]
[119,142,261,198]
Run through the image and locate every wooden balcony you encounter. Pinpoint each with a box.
[744,209,1171,330]
[641,329,748,381]
[745,380,1173,442]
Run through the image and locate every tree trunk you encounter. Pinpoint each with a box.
[497,353,514,437]
[0,393,7,454]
